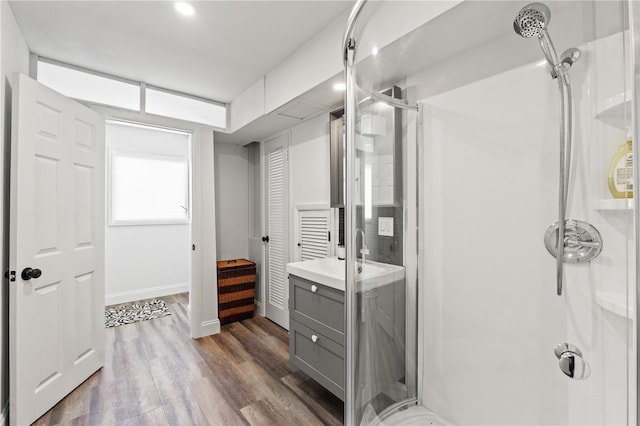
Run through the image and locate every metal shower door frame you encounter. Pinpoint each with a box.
[629,0,640,422]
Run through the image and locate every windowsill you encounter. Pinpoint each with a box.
[108,219,190,227]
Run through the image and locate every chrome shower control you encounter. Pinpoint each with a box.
[560,48,581,68]
[544,219,603,264]
[555,342,591,380]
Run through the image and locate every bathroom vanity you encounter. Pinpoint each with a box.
[288,274,345,400]
[286,257,406,401]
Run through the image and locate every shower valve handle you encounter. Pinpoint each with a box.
[564,237,600,249]
[555,343,590,380]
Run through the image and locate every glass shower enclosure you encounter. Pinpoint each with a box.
[343,1,638,425]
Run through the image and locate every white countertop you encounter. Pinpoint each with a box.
[286,256,405,292]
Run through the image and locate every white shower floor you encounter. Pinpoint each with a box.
[379,405,448,426]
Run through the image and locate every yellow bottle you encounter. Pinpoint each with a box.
[608,138,633,198]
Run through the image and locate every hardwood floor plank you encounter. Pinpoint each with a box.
[239,359,326,426]
[240,397,291,426]
[189,375,250,426]
[211,328,253,364]
[282,372,344,426]
[252,316,290,345]
[242,320,290,360]
[33,292,343,426]
[119,406,168,426]
[161,393,209,426]
[226,321,291,379]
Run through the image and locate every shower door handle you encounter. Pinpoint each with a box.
[555,343,590,380]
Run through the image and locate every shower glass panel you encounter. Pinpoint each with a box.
[344,1,636,425]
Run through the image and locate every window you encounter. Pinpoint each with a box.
[146,87,227,128]
[107,122,190,226]
[37,60,140,110]
[36,57,228,129]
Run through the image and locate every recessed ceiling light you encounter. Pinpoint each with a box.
[333,83,346,91]
[175,2,195,16]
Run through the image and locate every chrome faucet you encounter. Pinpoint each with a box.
[355,228,370,264]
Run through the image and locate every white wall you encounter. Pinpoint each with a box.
[226,2,463,140]
[404,5,632,425]
[0,1,29,422]
[288,113,331,261]
[214,143,249,260]
[290,114,330,207]
[105,122,190,305]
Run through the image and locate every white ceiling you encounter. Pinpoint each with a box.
[9,0,354,104]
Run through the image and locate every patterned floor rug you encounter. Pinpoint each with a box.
[105,299,171,328]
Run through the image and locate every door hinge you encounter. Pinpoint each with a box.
[5,270,16,282]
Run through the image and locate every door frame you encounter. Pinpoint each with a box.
[103,119,193,306]
[88,105,219,338]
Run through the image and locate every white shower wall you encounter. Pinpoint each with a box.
[410,26,633,426]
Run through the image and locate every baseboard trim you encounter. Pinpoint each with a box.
[255,300,265,317]
[105,282,189,306]
[1,401,8,426]
[191,319,220,338]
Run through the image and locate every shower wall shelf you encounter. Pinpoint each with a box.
[595,291,633,319]
[595,92,630,130]
[595,198,634,211]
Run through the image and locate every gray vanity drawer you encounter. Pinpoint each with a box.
[289,319,345,401]
[289,275,344,344]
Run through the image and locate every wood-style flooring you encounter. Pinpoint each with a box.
[33,293,344,426]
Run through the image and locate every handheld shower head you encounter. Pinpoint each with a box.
[513,3,551,38]
[513,2,574,78]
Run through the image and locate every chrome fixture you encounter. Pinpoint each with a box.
[514,3,601,296]
[513,3,579,79]
[560,48,581,69]
[544,220,603,264]
[356,228,370,264]
[555,343,591,380]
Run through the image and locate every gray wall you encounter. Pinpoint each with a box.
[1,0,30,420]
[214,143,249,261]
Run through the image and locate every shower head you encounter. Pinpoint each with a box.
[513,3,551,38]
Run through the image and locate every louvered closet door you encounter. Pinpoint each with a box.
[297,210,331,261]
[264,133,289,329]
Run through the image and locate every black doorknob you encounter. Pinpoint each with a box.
[21,267,42,281]
[262,236,269,242]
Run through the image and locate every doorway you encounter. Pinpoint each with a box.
[104,121,192,307]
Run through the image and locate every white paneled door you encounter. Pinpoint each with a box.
[9,74,105,426]
[264,133,289,329]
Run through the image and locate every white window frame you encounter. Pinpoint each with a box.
[107,147,191,226]
[34,56,228,130]
[36,57,142,112]
[145,85,228,129]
